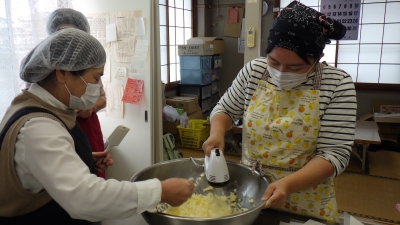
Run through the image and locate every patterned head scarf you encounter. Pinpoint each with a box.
[267,1,346,57]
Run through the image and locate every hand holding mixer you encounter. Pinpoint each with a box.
[191,148,230,187]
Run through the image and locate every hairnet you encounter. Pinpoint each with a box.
[46,8,90,35]
[20,28,106,83]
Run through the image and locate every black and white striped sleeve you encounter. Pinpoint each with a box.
[210,60,253,122]
[316,69,357,177]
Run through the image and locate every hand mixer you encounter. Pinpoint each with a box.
[191,148,230,187]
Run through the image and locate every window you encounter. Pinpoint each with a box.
[0,0,72,118]
[279,0,400,86]
[159,0,194,85]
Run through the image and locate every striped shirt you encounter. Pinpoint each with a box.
[211,57,357,177]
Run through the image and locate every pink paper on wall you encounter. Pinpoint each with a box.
[122,78,144,104]
[228,7,238,24]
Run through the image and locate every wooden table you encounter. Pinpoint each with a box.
[203,120,381,172]
[353,120,381,172]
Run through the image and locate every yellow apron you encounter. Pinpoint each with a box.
[242,63,338,222]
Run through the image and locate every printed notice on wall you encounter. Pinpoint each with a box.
[86,13,109,46]
[115,11,136,39]
[130,40,149,75]
[115,67,127,80]
[114,38,136,62]
[104,83,124,118]
[320,0,361,40]
[113,10,140,62]
[122,78,144,104]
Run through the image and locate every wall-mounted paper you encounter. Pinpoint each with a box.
[114,38,136,62]
[114,10,138,62]
[130,40,149,74]
[106,23,117,43]
[135,17,145,36]
[122,78,144,104]
[104,83,124,118]
[115,67,127,80]
[228,7,238,24]
[115,11,136,39]
[86,13,108,46]
[223,7,244,38]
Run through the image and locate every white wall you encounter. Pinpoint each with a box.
[356,90,400,119]
[73,0,162,181]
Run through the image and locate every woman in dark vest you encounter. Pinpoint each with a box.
[0,28,193,224]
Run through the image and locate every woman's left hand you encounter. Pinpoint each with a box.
[76,108,94,118]
[92,150,114,174]
[261,179,290,209]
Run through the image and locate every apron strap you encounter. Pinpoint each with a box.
[251,161,266,177]
[312,62,324,90]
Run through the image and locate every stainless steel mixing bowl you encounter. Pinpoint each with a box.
[130,158,269,225]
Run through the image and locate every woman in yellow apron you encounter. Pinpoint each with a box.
[203,1,356,222]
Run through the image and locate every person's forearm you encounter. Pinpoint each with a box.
[280,157,334,194]
[210,113,233,137]
[92,97,106,112]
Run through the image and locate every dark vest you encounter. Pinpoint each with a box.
[0,107,96,225]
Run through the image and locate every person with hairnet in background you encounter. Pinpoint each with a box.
[0,28,194,224]
[48,8,108,179]
[202,1,356,222]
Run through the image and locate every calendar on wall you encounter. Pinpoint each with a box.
[320,0,362,40]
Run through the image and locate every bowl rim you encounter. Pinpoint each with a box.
[130,158,269,221]
[141,201,266,221]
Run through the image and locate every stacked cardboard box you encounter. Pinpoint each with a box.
[178,37,224,119]
[178,37,224,56]
[162,96,202,139]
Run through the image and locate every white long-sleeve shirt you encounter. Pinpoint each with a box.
[13,83,161,221]
[211,58,357,177]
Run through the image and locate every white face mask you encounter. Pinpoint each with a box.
[64,76,100,110]
[267,62,317,90]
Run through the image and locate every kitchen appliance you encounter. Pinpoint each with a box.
[104,125,130,150]
[97,125,130,163]
[192,148,229,187]
[130,158,269,225]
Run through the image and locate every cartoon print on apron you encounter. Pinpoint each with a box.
[242,62,339,222]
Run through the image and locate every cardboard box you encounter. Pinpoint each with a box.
[360,112,400,140]
[162,106,203,138]
[359,100,400,140]
[380,105,400,114]
[166,96,198,114]
[178,37,224,55]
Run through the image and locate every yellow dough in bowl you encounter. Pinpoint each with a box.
[164,192,240,218]
[160,186,248,218]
